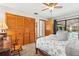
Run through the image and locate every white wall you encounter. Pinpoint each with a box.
[55,10,79,20]
[0,7,5,21]
[0,6,37,19]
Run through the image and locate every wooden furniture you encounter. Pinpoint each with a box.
[23,17,35,44]
[11,41,22,56]
[0,33,7,49]
[6,13,35,46]
[36,48,50,56]
[0,48,11,56]
[0,36,3,50]
[0,33,11,56]
[0,33,7,37]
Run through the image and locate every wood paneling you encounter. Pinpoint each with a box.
[45,19,54,36]
[6,13,35,46]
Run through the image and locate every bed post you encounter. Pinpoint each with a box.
[36,48,38,54]
[35,38,38,54]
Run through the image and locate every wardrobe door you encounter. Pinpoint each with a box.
[24,29,30,44]
[16,30,24,45]
[6,13,17,29]
[7,29,16,43]
[16,16,24,30]
[6,13,17,42]
[23,17,30,45]
[16,16,24,45]
[6,13,36,45]
[29,18,35,43]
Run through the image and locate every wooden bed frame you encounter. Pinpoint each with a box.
[35,39,50,56]
[36,48,50,56]
[35,36,50,56]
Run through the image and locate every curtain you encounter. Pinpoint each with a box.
[53,20,57,34]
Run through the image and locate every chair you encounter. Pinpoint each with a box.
[10,36,22,56]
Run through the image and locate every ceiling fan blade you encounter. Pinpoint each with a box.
[54,6,63,8]
[53,3,58,6]
[49,3,54,5]
[41,8,49,11]
[43,3,58,7]
[49,3,57,5]
[48,3,58,7]
[43,3,49,6]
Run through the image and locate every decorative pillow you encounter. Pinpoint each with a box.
[56,30,68,41]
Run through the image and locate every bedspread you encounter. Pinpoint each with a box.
[36,37,69,56]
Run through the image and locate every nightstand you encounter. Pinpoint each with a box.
[0,48,11,56]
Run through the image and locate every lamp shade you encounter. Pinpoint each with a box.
[0,21,8,29]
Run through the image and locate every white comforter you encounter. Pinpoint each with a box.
[36,32,79,56]
[36,35,69,56]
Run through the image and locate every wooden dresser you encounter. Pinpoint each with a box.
[0,35,3,50]
[0,33,7,49]
[0,32,11,56]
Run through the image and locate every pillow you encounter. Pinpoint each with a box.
[66,40,79,56]
[45,34,56,40]
[68,32,78,41]
[56,30,68,41]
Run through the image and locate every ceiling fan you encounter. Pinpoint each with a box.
[42,3,63,11]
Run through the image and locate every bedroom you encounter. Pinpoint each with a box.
[0,3,79,56]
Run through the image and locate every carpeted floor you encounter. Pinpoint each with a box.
[20,43,42,56]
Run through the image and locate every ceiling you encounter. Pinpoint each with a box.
[0,3,79,20]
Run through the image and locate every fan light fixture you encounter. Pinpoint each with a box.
[49,6,54,10]
[42,3,62,11]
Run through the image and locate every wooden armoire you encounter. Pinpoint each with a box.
[6,13,35,46]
